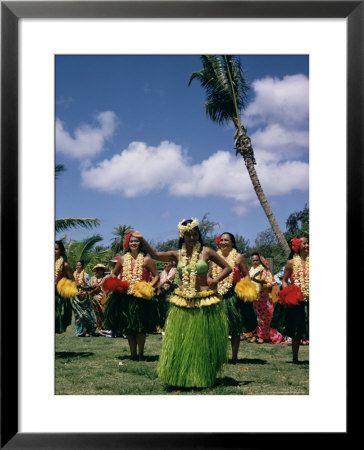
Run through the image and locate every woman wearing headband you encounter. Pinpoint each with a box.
[128,219,232,388]
[209,232,257,363]
[271,236,309,363]
[102,233,159,361]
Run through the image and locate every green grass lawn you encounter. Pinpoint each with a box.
[56,323,309,395]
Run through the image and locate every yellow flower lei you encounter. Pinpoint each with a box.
[122,252,144,295]
[212,249,237,295]
[180,242,201,299]
[74,270,85,286]
[55,256,64,281]
[293,254,309,300]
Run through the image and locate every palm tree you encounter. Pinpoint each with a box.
[55,163,66,178]
[65,234,112,273]
[110,224,133,254]
[55,163,100,234]
[189,55,290,257]
[55,217,101,233]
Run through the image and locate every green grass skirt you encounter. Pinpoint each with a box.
[157,302,228,388]
[271,301,309,340]
[223,288,257,336]
[156,290,171,329]
[55,292,73,334]
[103,292,160,335]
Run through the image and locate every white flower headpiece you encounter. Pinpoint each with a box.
[177,218,199,237]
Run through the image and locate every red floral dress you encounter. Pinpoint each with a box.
[250,266,285,343]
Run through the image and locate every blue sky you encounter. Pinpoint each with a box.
[55,55,309,248]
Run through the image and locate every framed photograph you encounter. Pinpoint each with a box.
[2,0,359,447]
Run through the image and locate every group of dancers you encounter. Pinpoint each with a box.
[55,218,309,388]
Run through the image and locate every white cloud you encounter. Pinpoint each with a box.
[244,74,309,129]
[56,111,118,159]
[81,141,309,214]
[241,74,309,161]
[251,124,309,161]
[81,141,188,196]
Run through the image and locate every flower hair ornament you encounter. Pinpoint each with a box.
[177,218,199,237]
[123,234,131,250]
[215,234,222,247]
[291,237,302,253]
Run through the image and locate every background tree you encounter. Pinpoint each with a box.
[234,233,250,254]
[198,213,220,248]
[247,228,286,274]
[65,234,113,273]
[110,224,133,254]
[189,55,290,257]
[285,204,309,238]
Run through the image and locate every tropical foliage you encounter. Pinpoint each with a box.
[55,217,101,234]
[55,163,66,178]
[110,224,133,254]
[55,163,100,235]
[189,55,290,257]
[285,204,309,239]
[65,234,114,273]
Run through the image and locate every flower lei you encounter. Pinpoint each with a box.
[55,256,64,284]
[180,242,201,298]
[74,269,85,286]
[121,252,144,295]
[250,264,265,294]
[178,218,199,237]
[212,249,236,295]
[292,254,309,300]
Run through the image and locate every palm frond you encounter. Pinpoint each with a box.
[65,234,104,269]
[189,55,250,126]
[55,217,100,233]
[55,164,66,179]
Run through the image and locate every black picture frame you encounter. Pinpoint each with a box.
[1,1,358,448]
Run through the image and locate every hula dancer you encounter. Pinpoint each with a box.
[249,253,285,344]
[128,219,232,388]
[271,236,309,363]
[209,233,257,363]
[102,234,159,361]
[55,241,77,334]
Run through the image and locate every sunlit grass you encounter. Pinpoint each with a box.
[56,323,309,395]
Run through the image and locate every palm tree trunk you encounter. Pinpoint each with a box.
[245,159,290,257]
[235,129,290,258]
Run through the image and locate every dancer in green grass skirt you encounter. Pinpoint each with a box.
[209,232,257,363]
[128,219,232,388]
